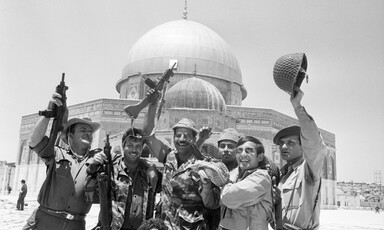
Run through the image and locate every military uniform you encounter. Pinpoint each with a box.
[26,141,97,230]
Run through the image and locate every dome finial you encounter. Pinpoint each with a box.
[182,0,188,20]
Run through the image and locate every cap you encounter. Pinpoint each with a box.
[218,128,241,144]
[273,53,308,95]
[61,117,101,144]
[172,118,198,135]
[273,125,301,144]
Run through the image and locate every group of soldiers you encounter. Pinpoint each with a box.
[22,55,326,230]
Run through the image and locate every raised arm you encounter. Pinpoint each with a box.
[142,89,158,136]
[28,93,64,157]
[195,126,212,151]
[28,116,50,149]
[142,90,170,163]
[291,87,326,179]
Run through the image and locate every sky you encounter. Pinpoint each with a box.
[1,0,383,184]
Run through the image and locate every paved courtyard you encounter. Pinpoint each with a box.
[1,194,383,230]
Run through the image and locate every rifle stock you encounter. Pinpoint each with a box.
[124,97,152,119]
[124,64,176,119]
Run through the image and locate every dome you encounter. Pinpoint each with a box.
[121,20,242,84]
[165,77,226,112]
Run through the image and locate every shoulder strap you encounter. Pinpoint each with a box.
[283,174,299,220]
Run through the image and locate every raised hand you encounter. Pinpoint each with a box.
[47,92,63,110]
[291,86,304,110]
[198,126,212,141]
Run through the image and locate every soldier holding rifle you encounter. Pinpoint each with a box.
[88,65,174,229]
[89,127,161,230]
[122,63,227,229]
[24,75,104,230]
[142,91,228,230]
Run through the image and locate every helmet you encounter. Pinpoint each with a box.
[273,53,308,95]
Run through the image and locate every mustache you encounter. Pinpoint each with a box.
[177,140,190,144]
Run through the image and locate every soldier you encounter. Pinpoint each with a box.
[273,53,326,230]
[274,87,326,229]
[143,91,227,230]
[90,127,161,230]
[220,136,274,230]
[25,92,103,230]
[217,128,241,172]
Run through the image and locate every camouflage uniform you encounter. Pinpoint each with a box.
[160,150,224,230]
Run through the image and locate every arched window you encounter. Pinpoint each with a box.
[19,140,30,165]
[329,156,335,180]
[18,140,25,165]
[322,155,328,179]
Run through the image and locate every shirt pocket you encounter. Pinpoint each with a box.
[55,159,72,179]
[282,173,303,211]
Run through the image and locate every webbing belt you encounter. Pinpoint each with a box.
[38,206,86,221]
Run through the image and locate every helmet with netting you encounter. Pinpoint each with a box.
[273,53,308,95]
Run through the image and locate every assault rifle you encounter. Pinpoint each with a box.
[97,134,113,230]
[124,63,176,119]
[38,73,68,151]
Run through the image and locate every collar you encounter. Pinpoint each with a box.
[236,167,257,181]
[173,149,197,168]
[119,158,147,178]
[225,161,238,172]
[68,149,90,163]
[281,157,305,177]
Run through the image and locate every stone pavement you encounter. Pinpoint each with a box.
[0,194,99,230]
[0,195,38,229]
[1,194,384,230]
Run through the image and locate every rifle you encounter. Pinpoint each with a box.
[97,134,113,230]
[124,63,176,119]
[38,73,68,149]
